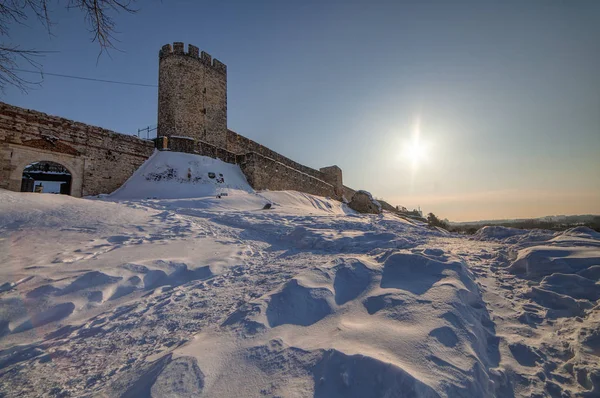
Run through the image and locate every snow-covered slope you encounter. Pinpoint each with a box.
[110,151,254,200]
[132,190,355,217]
[0,188,598,397]
[472,226,600,397]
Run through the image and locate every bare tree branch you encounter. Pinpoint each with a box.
[0,45,44,92]
[67,0,137,53]
[0,0,137,92]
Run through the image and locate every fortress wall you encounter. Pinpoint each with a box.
[162,136,196,154]
[156,136,240,164]
[157,136,337,198]
[238,152,336,198]
[1,41,360,202]
[226,130,326,180]
[0,102,154,196]
[343,185,356,201]
[0,102,358,202]
[197,140,240,164]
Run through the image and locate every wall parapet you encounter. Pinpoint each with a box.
[226,130,326,180]
[159,42,227,74]
[239,152,336,198]
[0,102,153,148]
[155,135,240,165]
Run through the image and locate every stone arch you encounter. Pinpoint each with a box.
[6,144,84,197]
[22,160,73,195]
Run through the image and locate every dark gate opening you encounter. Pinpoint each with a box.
[21,161,72,195]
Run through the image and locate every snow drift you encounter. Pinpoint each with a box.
[1,187,599,397]
[475,226,600,396]
[110,150,253,200]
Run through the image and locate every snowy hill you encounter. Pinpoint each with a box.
[0,188,599,397]
[110,151,254,200]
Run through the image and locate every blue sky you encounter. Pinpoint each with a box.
[4,0,600,221]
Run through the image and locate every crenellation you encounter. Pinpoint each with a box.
[188,44,199,58]
[159,43,225,74]
[212,59,226,74]
[201,51,212,64]
[159,43,172,58]
[173,42,185,54]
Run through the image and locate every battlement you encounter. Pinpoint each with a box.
[159,42,227,74]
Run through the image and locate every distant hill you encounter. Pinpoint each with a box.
[450,214,600,234]
[451,214,599,226]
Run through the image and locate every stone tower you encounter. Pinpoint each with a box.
[158,42,227,148]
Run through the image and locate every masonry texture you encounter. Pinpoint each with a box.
[158,43,227,147]
[1,42,361,202]
[0,102,154,197]
[240,153,336,197]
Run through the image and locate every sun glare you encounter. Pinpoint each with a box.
[402,119,429,170]
[404,138,427,168]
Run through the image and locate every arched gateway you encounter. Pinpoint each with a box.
[0,104,155,197]
[21,161,73,195]
[4,140,85,197]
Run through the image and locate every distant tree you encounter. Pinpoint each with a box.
[427,212,449,229]
[426,212,439,224]
[0,0,137,91]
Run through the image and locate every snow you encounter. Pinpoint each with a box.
[474,225,529,240]
[0,155,599,397]
[109,150,254,200]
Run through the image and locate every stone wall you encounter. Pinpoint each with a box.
[225,130,325,180]
[343,185,356,201]
[160,136,196,154]
[238,152,336,198]
[158,43,227,147]
[154,135,338,198]
[225,129,346,198]
[0,102,154,197]
[156,136,240,165]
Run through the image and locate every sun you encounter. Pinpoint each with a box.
[401,120,429,169]
[403,137,427,168]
